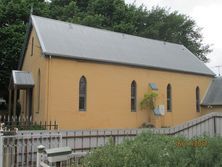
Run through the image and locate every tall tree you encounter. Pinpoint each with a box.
[0,0,49,99]
[0,0,211,100]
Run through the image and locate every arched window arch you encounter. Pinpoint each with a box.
[131,81,137,112]
[167,84,172,112]
[79,76,87,111]
[196,86,200,112]
[37,69,41,113]
[31,37,34,56]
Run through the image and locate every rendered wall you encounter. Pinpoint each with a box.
[19,29,216,130]
[46,57,213,129]
[201,106,222,115]
[19,28,48,122]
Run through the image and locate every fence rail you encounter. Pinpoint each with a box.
[3,121,58,131]
[1,112,222,166]
[0,115,58,130]
[0,132,62,167]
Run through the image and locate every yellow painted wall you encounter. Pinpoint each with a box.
[46,57,213,129]
[201,106,222,115]
[19,28,48,122]
[19,28,217,130]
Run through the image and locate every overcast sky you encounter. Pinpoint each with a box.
[125,0,222,76]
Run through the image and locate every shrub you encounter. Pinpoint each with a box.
[140,92,158,111]
[82,133,222,167]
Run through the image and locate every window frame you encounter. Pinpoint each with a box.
[31,37,34,56]
[37,69,41,113]
[131,80,137,112]
[79,76,87,111]
[196,86,200,112]
[167,84,172,112]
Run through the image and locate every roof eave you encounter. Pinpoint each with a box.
[31,15,47,53]
[18,15,48,70]
[18,17,33,70]
[44,52,215,77]
[201,103,222,107]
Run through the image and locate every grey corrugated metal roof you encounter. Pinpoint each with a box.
[202,77,222,106]
[31,15,214,76]
[12,70,34,88]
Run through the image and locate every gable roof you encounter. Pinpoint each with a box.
[202,77,222,106]
[20,15,215,76]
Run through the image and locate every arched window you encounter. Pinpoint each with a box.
[31,37,34,56]
[167,84,172,112]
[37,69,41,113]
[196,86,200,112]
[131,81,137,112]
[79,76,87,111]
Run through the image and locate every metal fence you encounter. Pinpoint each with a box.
[3,121,58,131]
[0,115,58,130]
[1,112,222,166]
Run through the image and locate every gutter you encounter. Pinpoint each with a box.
[44,52,215,78]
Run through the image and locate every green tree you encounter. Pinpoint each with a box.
[0,0,211,101]
[137,7,211,62]
[0,0,50,99]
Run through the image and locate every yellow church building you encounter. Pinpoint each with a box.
[9,15,222,130]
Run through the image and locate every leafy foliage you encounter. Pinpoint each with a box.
[0,0,50,99]
[0,0,211,99]
[140,92,158,110]
[82,133,222,167]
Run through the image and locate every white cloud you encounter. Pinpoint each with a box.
[191,4,222,47]
[190,3,222,73]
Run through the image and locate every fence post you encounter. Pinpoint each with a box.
[0,133,3,167]
[214,116,217,136]
[36,145,45,167]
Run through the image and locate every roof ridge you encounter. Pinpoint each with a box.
[31,15,184,47]
[23,15,215,77]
